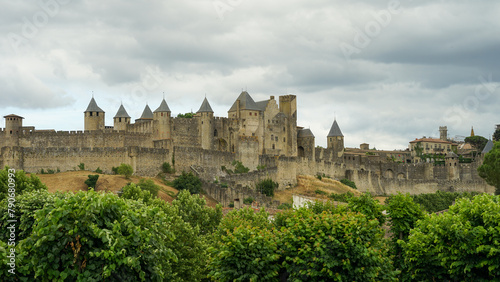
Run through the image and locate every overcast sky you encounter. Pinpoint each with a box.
[1,0,499,149]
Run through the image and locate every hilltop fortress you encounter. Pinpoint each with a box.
[0,92,494,204]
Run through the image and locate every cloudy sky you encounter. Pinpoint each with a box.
[1,0,499,149]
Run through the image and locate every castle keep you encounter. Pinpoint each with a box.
[0,92,494,202]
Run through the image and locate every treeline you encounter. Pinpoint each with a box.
[1,167,500,281]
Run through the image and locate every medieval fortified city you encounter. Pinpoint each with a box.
[1,92,497,204]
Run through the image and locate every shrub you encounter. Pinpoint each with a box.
[410,190,479,213]
[340,178,357,189]
[162,162,175,174]
[314,189,327,195]
[172,171,202,194]
[347,192,385,225]
[277,202,292,210]
[137,178,160,198]
[77,163,85,170]
[120,182,153,203]
[172,190,222,235]
[243,197,254,205]
[95,167,103,174]
[117,163,133,179]
[232,160,250,174]
[111,166,118,174]
[256,178,278,197]
[328,191,354,202]
[84,174,99,190]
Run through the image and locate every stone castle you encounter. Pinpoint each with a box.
[0,92,494,205]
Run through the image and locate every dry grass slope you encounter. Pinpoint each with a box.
[274,175,362,204]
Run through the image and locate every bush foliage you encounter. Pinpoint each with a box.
[117,163,133,179]
[172,171,202,194]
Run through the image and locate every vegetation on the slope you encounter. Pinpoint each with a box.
[340,178,357,189]
[117,163,133,179]
[84,174,99,190]
[172,171,202,194]
[162,162,175,174]
[408,190,479,213]
[478,141,500,195]
[256,178,278,197]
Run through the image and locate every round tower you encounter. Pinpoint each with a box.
[84,97,105,131]
[197,97,214,150]
[113,104,131,131]
[327,119,344,158]
[153,98,172,140]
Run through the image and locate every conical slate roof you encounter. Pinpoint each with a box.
[197,97,214,113]
[85,97,104,113]
[298,128,315,138]
[139,105,154,119]
[114,104,130,118]
[482,139,494,154]
[154,99,171,113]
[327,120,343,137]
[229,91,260,112]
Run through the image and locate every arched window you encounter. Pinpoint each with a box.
[214,129,218,137]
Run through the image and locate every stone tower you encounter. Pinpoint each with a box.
[84,97,105,131]
[153,98,172,140]
[445,151,459,180]
[197,97,214,150]
[439,126,448,141]
[279,95,298,156]
[4,114,23,136]
[327,119,344,159]
[113,104,131,131]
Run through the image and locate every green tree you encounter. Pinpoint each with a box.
[347,192,386,225]
[117,163,133,179]
[172,190,222,235]
[11,190,177,281]
[478,142,500,195]
[120,182,153,203]
[256,178,278,197]
[494,129,500,142]
[84,174,99,189]
[137,178,160,197]
[162,162,175,174]
[177,112,194,118]
[0,166,47,201]
[465,135,488,151]
[172,171,202,194]
[385,193,424,278]
[401,194,500,281]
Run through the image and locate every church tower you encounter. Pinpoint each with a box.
[153,98,172,140]
[84,97,105,131]
[197,97,214,150]
[327,119,344,159]
[113,104,131,131]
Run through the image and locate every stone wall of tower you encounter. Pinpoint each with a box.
[171,117,201,148]
[279,95,298,157]
[199,112,214,150]
[4,116,23,136]
[84,111,105,131]
[297,136,315,159]
[153,112,171,140]
[114,117,130,131]
[327,136,344,159]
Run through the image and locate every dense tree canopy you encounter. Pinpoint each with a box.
[465,135,489,151]
[478,141,500,195]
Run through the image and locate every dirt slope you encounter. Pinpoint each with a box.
[35,171,178,202]
[274,175,362,204]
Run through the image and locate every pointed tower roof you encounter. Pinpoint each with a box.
[139,105,154,119]
[229,91,260,112]
[298,128,315,138]
[327,120,344,137]
[85,97,104,112]
[482,139,494,154]
[154,99,171,113]
[197,97,214,113]
[114,104,131,118]
[471,126,475,137]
